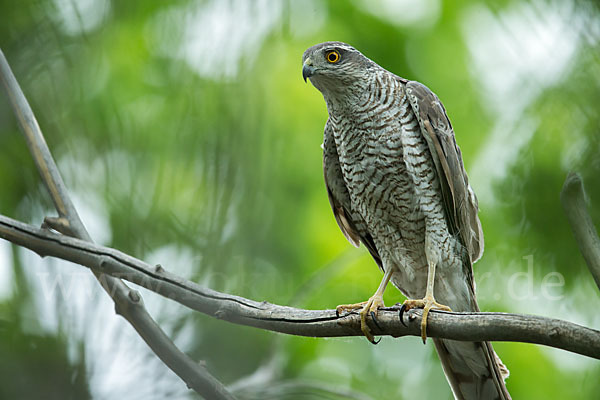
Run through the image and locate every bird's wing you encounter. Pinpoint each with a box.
[406,82,510,400]
[405,81,484,264]
[323,120,383,268]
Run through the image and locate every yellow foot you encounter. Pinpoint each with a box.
[400,296,451,344]
[336,296,385,344]
[335,301,368,316]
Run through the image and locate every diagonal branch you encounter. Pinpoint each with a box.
[561,172,600,291]
[1,214,599,360]
[0,49,234,400]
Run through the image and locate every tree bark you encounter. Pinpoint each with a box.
[0,49,235,400]
[1,214,599,360]
[561,172,600,291]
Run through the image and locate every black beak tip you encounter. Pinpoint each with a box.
[302,65,314,83]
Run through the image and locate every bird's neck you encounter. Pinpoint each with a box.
[323,78,374,116]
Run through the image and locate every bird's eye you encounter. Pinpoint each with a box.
[325,50,341,64]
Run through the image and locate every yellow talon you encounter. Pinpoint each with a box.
[336,295,385,343]
[336,268,393,344]
[402,296,451,343]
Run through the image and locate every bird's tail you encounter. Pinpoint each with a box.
[432,295,510,400]
[433,338,510,400]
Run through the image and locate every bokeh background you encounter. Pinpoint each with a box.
[1,0,599,399]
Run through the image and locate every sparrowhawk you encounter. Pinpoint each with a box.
[302,42,510,400]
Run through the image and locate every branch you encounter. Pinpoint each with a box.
[561,172,600,291]
[0,49,234,400]
[1,214,599,360]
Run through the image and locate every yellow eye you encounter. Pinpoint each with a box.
[325,50,340,63]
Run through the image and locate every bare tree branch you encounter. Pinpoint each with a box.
[561,172,600,291]
[1,214,599,360]
[0,49,234,400]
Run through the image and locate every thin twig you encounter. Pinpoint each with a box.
[1,214,599,360]
[0,49,234,400]
[561,172,600,291]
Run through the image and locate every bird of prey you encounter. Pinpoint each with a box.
[302,42,510,400]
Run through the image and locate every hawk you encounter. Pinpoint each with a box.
[302,42,510,400]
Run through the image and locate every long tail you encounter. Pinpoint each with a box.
[432,296,511,400]
[433,339,510,400]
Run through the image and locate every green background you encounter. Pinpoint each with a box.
[1,0,599,399]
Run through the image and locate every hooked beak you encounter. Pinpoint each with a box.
[302,58,316,83]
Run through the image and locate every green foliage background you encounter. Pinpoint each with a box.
[1,0,599,399]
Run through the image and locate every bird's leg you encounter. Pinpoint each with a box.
[336,267,392,344]
[400,260,451,344]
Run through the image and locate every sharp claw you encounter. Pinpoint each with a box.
[399,303,408,327]
[421,306,430,344]
[370,311,382,331]
[372,337,381,345]
[421,316,427,343]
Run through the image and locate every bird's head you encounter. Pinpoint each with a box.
[302,42,375,98]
